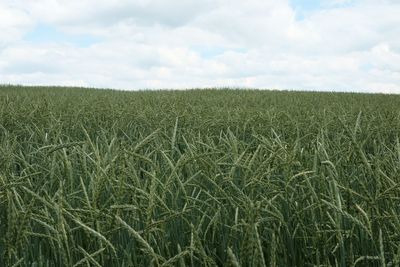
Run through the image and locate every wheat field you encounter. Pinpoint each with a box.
[1,85,400,266]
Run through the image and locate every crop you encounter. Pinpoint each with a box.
[1,85,400,266]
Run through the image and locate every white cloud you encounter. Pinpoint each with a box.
[0,4,33,47]
[0,0,400,93]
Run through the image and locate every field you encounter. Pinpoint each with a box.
[1,85,400,266]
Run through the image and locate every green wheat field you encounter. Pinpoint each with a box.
[1,85,400,266]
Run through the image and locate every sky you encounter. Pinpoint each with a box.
[0,0,399,93]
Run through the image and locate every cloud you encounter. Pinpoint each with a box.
[0,0,399,93]
[11,0,219,27]
[0,4,33,47]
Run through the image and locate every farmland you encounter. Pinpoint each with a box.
[1,85,400,266]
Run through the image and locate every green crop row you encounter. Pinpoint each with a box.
[1,85,400,266]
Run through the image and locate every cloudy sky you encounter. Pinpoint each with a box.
[0,0,399,92]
